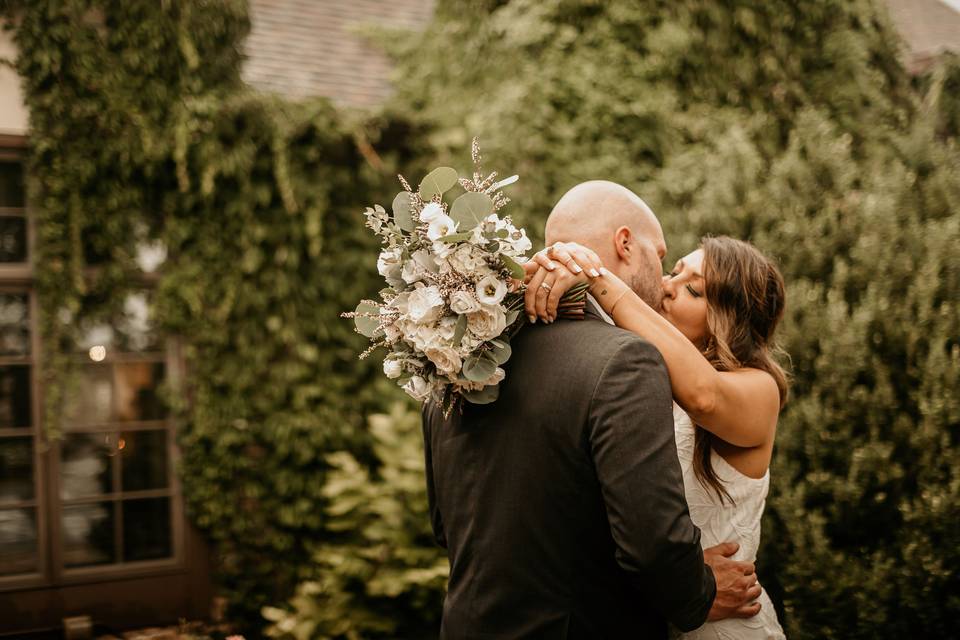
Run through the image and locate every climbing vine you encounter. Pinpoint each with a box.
[3,0,427,629]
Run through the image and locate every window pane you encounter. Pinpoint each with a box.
[0,437,33,504]
[120,430,168,492]
[63,502,115,567]
[115,362,165,421]
[63,362,166,427]
[60,433,114,499]
[0,365,31,428]
[74,292,161,355]
[0,217,27,263]
[0,161,24,208]
[63,364,112,425]
[0,507,37,575]
[0,293,30,356]
[122,497,171,562]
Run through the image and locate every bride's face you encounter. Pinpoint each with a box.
[660,249,709,347]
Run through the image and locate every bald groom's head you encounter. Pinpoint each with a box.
[545,181,666,308]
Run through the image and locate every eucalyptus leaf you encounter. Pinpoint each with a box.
[489,339,512,365]
[500,253,526,280]
[450,192,495,231]
[392,191,414,231]
[462,353,497,382]
[505,309,520,327]
[453,314,468,345]
[353,301,381,338]
[438,231,474,244]
[419,167,458,200]
[462,384,500,405]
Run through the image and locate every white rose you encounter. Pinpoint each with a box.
[449,290,481,315]
[383,359,403,379]
[425,346,463,376]
[419,202,444,223]
[376,247,402,277]
[407,285,445,324]
[427,214,457,241]
[402,375,432,402]
[476,274,507,305]
[401,320,436,351]
[446,244,486,275]
[467,303,507,341]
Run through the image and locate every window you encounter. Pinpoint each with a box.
[0,145,184,593]
[57,291,182,573]
[0,150,43,586]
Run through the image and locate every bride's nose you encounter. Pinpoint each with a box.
[661,274,676,298]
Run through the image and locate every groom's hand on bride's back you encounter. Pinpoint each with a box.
[703,541,763,621]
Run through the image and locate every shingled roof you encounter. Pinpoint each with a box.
[240,0,960,109]
[241,0,435,109]
[884,0,960,73]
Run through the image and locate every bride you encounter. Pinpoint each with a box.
[524,235,788,640]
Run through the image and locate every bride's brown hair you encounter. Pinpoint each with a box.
[695,236,789,503]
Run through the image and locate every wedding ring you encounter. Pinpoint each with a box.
[540,282,552,292]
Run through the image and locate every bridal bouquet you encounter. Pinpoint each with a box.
[345,140,587,410]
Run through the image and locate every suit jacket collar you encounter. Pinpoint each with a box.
[585,294,615,325]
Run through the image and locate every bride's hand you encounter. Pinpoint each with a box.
[523,242,605,323]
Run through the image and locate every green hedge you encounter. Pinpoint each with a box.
[386,1,960,637]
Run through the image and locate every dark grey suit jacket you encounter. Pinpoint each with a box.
[422,304,716,639]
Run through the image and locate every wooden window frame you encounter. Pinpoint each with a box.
[0,138,188,593]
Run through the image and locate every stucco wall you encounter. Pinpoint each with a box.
[0,24,28,136]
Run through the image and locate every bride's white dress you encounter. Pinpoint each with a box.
[672,403,786,640]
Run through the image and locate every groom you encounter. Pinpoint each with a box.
[422,181,761,639]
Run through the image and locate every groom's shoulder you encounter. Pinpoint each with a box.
[530,317,666,370]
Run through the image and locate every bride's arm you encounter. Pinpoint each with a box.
[526,245,778,448]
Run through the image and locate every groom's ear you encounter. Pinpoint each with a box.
[614,226,633,263]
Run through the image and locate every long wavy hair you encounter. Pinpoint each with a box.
[694,236,789,504]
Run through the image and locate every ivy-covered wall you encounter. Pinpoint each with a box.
[2,0,429,631]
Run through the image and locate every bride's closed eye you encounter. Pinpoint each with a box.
[685,284,703,298]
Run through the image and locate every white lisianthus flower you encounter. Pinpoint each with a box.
[467,303,507,341]
[449,290,481,315]
[401,259,425,284]
[436,315,458,342]
[407,285,445,324]
[506,228,532,255]
[403,375,432,402]
[427,214,457,241]
[484,367,506,386]
[424,346,463,376]
[419,202,444,223]
[376,246,402,277]
[383,358,404,379]
[412,249,438,273]
[476,274,507,305]
[390,291,409,314]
